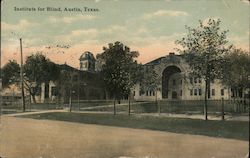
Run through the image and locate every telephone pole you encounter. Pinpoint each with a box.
[0,0,2,116]
[20,38,26,112]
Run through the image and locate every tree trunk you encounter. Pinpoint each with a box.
[69,89,72,112]
[248,89,250,112]
[243,88,246,113]
[31,94,36,104]
[221,97,224,120]
[113,97,116,115]
[156,90,160,115]
[128,94,131,116]
[204,79,208,120]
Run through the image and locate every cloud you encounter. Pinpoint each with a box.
[54,25,127,44]
[102,25,127,34]
[144,10,189,19]
[49,15,97,24]
[95,0,118,2]
[71,29,98,37]
[136,26,148,34]
[54,28,99,44]
[241,0,249,5]
[2,19,37,31]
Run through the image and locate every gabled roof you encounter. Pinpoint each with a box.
[144,53,183,66]
[58,63,77,71]
[144,57,165,66]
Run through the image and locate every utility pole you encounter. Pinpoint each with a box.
[20,38,26,112]
[0,0,2,116]
[128,66,131,116]
[78,71,80,111]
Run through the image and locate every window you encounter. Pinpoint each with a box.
[146,91,149,96]
[211,79,214,84]
[194,89,198,96]
[221,89,224,96]
[33,87,41,96]
[231,89,234,98]
[139,91,142,96]
[51,87,58,96]
[133,91,135,96]
[173,79,176,86]
[152,91,155,96]
[180,90,182,96]
[199,89,202,96]
[190,77,193,84]
[180,79,182,85]
[149,91,152,96]
[212,89,215,96]
[194,78,197,84]
[198,78,202,83]
[190,89,193,96]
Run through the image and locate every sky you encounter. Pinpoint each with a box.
[1,0,249,68]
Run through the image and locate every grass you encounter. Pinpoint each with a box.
[19,112,249,141]
[84,100,248,114]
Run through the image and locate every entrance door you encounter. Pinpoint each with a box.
[172,91,177,99]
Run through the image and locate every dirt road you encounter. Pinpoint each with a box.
[0,116,248,158]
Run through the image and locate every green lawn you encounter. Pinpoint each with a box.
[19,112,249,141]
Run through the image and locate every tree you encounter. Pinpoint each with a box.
[176,19,231,120]
[221,47,250,111]
[23,53,60,103]
[139,65,161,114]
[97,41,139,115]
[56,67,77,112]
[2,60,20,88]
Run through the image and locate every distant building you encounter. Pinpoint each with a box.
[29,63,106,103]
[4,52,247,104]
[133,53,231,101]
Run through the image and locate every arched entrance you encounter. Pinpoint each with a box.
[162,65,182,99]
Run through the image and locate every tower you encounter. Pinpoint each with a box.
[79,51,95,72]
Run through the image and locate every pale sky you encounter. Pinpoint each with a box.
[1,0,249,68]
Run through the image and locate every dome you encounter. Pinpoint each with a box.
[79,51,95,61]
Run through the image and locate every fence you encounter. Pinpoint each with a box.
[1,96,249,115]
[130,99,249,114]
[81,99,249,114]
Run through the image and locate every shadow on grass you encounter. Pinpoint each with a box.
[19,112,249,141]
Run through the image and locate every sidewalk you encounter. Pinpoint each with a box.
[2,109,66,117]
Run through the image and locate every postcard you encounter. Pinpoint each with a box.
[0,0,249,158]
